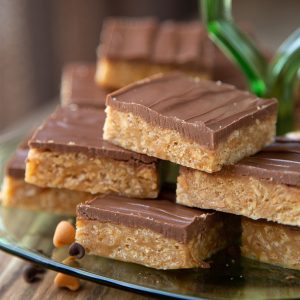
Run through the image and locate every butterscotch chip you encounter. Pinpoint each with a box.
[176,138,300,226]
[96,18,212,89]
[54,273,80,291]
[241,217,300,270]
[53,221,75,248]
[75,194,239,269]
[0,139,92,214]
[25,106,159,198]
[104,73,277,173]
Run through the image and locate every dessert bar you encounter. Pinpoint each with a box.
[26,106,159,198]
[76,195,239,269]
[177,138,300,226]
[96,18,212,89]
[104,73,277,172]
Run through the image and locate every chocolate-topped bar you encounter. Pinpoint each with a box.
[1,139,91,214]
[177,137,300,226]
[241,217,300,270]
[96,18,212,89]
[25,105,159,198]
[76,194,238,269]
[61,62,109,108]
[104,73,277,173]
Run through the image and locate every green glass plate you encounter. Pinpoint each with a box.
[1,131,300,299]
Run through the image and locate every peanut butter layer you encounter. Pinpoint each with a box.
[61,62,109,108]
[76,195,238,269]
[241,217,300,270]
[26,148,158,198]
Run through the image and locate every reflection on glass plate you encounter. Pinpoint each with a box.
[1,126,300,299]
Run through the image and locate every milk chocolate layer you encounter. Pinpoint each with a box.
[61,63,109,108]
[29,106,156,164]
[228,138,300,186]
[6,141,28,179]
[99,18,212,70]
[107,73,277,149]
[77,195,220,243]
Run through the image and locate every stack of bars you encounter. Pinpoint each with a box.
[2,17,299,272]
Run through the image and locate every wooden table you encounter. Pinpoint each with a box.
[0,251,154,299]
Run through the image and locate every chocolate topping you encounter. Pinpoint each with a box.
[107,73,277,149]
[29,106,156,164]
[77,195,218,243]
[152,21,212,69]
[61,63,109,108]
[99,18,212,70]
[100,17,158,61]
[227,138,300,186]
[23,264,46,283]
[69,242,85,259]
[6,140,29,179]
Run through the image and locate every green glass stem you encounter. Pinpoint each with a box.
[201,0,268,96]
[267,28,300,134]
[201,0,300,134]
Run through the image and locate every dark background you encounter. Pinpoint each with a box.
[0,0,299,132]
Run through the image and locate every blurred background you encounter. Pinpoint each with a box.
[0,0,299,133]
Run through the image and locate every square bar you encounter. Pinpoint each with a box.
[1,140,91,214]
[61,62,109,108]
[104,73,277,173]
[76,195,239,269]
[177,138,300,226]
[241,217,300,270]
[96,18,212,89]
[25,106,159,198]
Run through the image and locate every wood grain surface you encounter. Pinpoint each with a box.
[0,251,154,300]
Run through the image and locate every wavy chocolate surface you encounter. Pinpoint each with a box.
[77,195,218,243]
[99,18,212,69]
[230,138,300,186]
[107,73,277,149]
[61,63,108,108]
[29,106,156,164]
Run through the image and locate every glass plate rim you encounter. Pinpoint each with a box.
[0,236,209,300]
